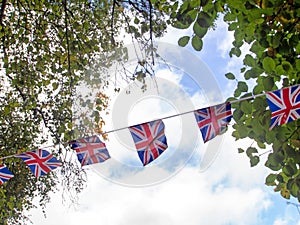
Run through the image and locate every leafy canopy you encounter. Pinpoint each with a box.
[1,0,299,223]
[0,0,166,223]
[158,0,300,201]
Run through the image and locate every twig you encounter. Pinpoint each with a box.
[62,0,72,89]
[5,73,27,102]
[115,1,139,59]
[258,150,272,157]
[35,108,61,144]
[287,202,300,215]
[110,0,117,45]
[148,0,154,65]
[0,0,7,25]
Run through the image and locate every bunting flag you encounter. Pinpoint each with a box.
[129,119,168,166]
[16,149,62,177]
[0,165,14,185]
[194,102,232,143]
[266,84,300,130]
[70,135,110,166]
[1,84,300,186]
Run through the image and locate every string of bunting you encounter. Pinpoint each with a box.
[0,84,299,185]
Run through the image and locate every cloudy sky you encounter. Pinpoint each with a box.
[28,16,300,225]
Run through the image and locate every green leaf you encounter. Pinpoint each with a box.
[283,162,297,177]
[228,22,238,31]
[253,83,264,94]
[243,54,256,67]
[234,88,242,97]
[238,148,244,153]
[240,101,252,114]
[172,21,191,29]
[282,61,293,72]
[250,41,265,57]
[265,152,284,171]
[193,21,207,38]
[67,122,73,129]
[229,47,241,57]
[233,106,244,119]
[277,174,284,183]
[4,106,10,115]
[187,9,198,22]
[197,12,211,28]
[247,67,263,79]
[178,36,190,47]
[191,35,203,51]
[275,65,285,75]
[224,12,236,22]
[262,76,274,91]
[250,155,260,167]
[52,82,58,91]
[232,124,249,139]
[296,59,300,71]
[246,147,258,157]
[287,180,299,197]
[96,98,103,105]
[237,81,248,92]
[134,17,139,24]
[257,141,266,149]
[265,173,277,186]
[262,57,276,73]
[253,97,267,110]
[225,72,235,80]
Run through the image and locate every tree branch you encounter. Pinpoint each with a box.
[62,0,72,88]
[127,0,144,13]
[5,74,27,102]
[148,0,154,65]
[0,0,7,25]
[111,0,117,46]
[35,108,61,144]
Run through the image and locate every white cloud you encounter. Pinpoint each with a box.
[210,20,234,59]
[29,130,274,225]
[159,26,192,46]
[29,44,277,225]
[272,215,300,225]
[27,14,297,225]
[273,218,289,225]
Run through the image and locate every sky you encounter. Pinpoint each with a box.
[28,16,300,225]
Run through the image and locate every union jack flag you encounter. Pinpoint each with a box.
[266,85,300,130]
[129,119,168,166]
[194,102,232,143]
[70,135,110,166]
[0,165,14,185]
[16,149,62,178]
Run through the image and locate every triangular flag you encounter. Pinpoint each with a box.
[16,149,62,177]
[266,84,300,130]
[0,164,14,185]
[194,102,232,142]
[70,135,110,166]
[129,119,168,166]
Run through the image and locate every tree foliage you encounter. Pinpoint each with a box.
[0,0,166,223]
[1,0,299,222]
[159,0,300,201]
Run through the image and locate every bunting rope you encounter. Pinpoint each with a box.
[0,84,299,162]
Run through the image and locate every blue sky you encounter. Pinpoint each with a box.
[28,16,300,225]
